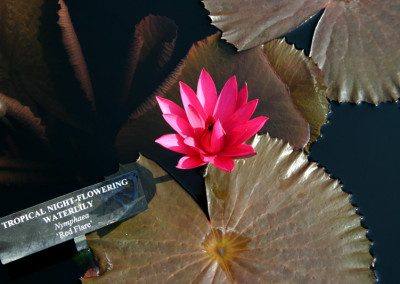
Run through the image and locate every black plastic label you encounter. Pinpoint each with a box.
[0,171,147,264]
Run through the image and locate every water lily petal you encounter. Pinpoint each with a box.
[177,155,207,169]
[184,136,209,157]
[211,120,226,152]
[200,153,217,163]
[201,119,226,154]
[180,82,206,120]
[212,156,235,172]
[224,99,259,133]
[236,82,248,109]
[213,76,237,125]
[186,104,205,131]
[163,114,194,137]
[228,116,269,146]
[156,96,186,118]
[220,144,256,158]
[155,134,198,155]
[184,136,201,149]
[197,69,218,115]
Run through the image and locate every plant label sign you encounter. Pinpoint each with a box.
[0,171,148,264]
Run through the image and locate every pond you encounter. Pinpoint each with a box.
[1,1,399,283]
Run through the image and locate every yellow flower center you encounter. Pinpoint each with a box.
[202,228,251,282]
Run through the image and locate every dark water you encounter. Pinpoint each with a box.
[309,101,400,284]
[1,1,399,283]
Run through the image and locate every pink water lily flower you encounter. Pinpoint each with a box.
[155,69,268,172]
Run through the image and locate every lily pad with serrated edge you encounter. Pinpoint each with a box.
[263,39,328,150]
[203,0,327,52]
[83,134,375,283]
[310,0,400,104]
[204,0,400,104]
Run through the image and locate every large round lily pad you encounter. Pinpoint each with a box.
[83,134,374,283]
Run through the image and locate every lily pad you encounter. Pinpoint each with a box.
[204,0,400,104]
[263,39,328,149]
[310,1,400,104]
[203,0,327,51]
[0,3,181,188]
[0,0,93,128]
[57,0,95,110]
[84,134,374,283]
[0,93,47,141]
[0,0,50,111]
[121,14,178,112]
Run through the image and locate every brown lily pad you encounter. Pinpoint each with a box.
[0,9,181,190]
[0,93,47,141]
[203,0,328,51]
[83,134,374,283]
[204,0,400,104]
[0,0,94,128]
[310,0,400,104]
[121,14,177,108]
[263,39,328,150]
[57,0,95,110]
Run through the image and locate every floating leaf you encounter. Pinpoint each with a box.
[0,6,181,188]
[203,0,328,51]
[84,135,374,283]
[0,0,92,127]
[0,93,47,141]
[310,1,400,104]
[0,95,6,117]
[263,39,328,149]
[84,155,211,283]
[122,14,177,108]
[57,0,95,110]
[205,134,374,282]
[0,0,50,110]
[204,0,400,104]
